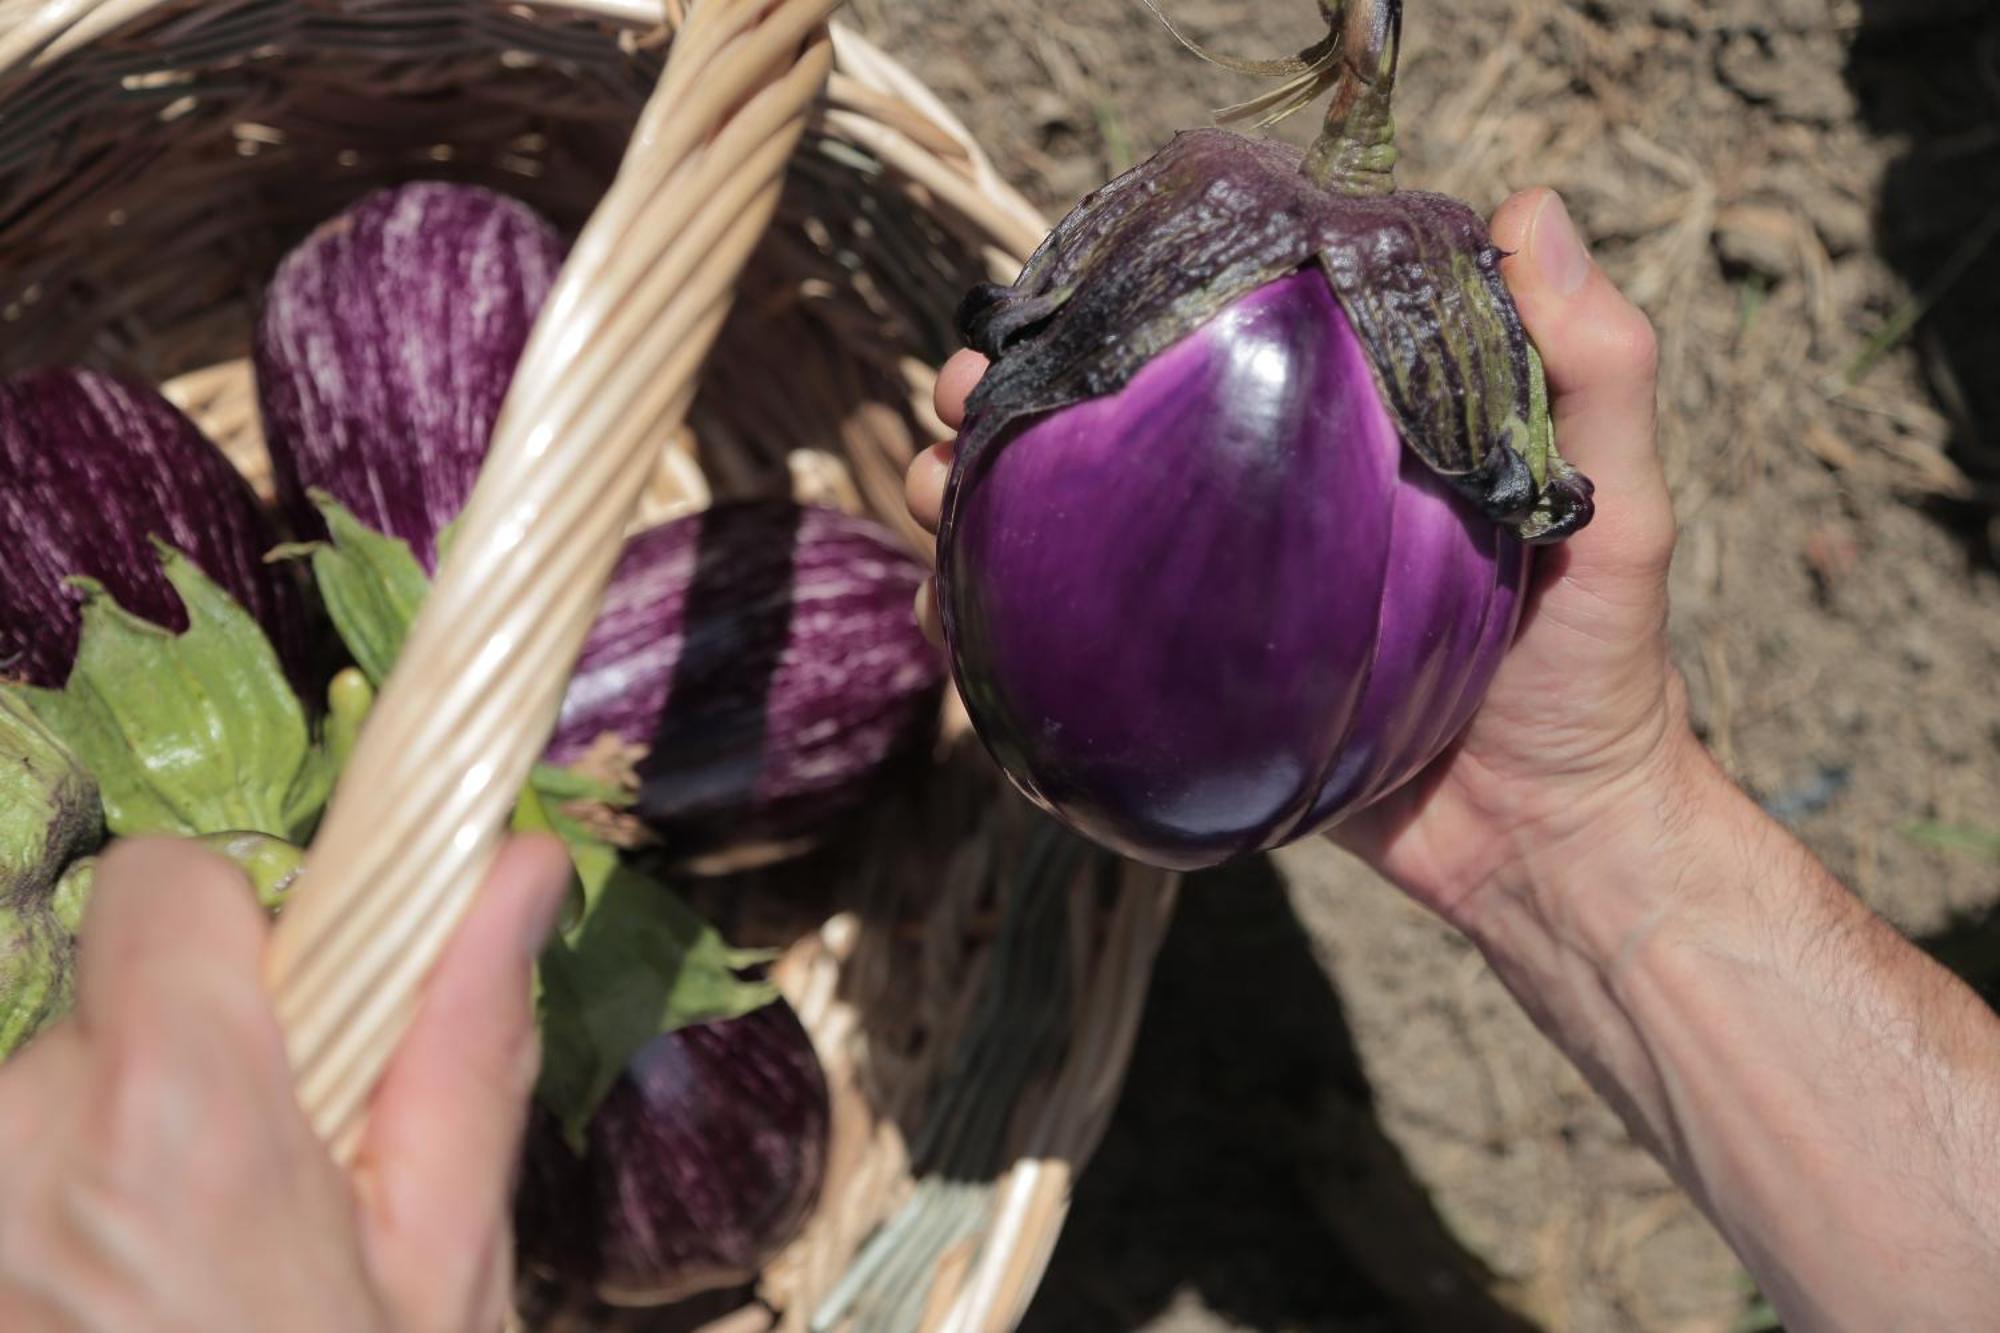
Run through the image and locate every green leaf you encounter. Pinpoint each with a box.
[16,548,326,841]
[294,493,430,687]
[297,501,634,809]
[529,804,775,1146]
[282,746,334,844]
[295,501,753,1141]
[509,783,587,939]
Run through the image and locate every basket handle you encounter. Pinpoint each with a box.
[264,0,842,1159]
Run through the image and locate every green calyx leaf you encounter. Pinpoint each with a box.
[281,493,430,688]
[0,832,303,1060]
[0,856,92,1060]
[193,831,307,911]
[0,699,99,1060]
[0,692,102,907]
[14,547,330,842]
[1500,341,1591,545]
[297,499,750,1143]
[524,794,775,1149]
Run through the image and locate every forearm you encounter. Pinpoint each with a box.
[1463,739,2000,1332]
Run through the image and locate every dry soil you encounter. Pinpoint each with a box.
[849,2,2000,1330]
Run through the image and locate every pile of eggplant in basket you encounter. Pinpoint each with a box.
[0,182,948,1305]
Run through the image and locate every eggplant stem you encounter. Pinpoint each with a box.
[1139,0,1403,193]
[1303,0,1402,197]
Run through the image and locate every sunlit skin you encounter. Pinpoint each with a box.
[0,189,1990,1333]
[911,189,1676,924]
[0,836,568,1333]
[913,188,2000,1333]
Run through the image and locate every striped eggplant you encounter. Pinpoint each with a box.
[514,1000,829,1306]
[551,501,943,861]
[253,181,565,569]
[0,693,100,1056]
[0,367,311,687]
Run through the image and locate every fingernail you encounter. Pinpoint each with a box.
[1531,191,1592,297]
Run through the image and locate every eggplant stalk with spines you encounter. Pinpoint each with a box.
[936,0,1594,870]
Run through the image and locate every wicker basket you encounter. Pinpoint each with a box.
[0,2,1177,1329]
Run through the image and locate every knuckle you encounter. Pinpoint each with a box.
[476,1027,541,1106]
[1600,303,1660,378]
[91,996,281,1175]
[95,1040,192,1146]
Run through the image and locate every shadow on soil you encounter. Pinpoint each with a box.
[1852,0,2000,1032]
[1847,0,2000,556]
[1022,857,1535,1333]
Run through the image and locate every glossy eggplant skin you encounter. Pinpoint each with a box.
[939,271,1527,870]
[0,367,310,687]
[254,182,564,569]
[551,501,944,858]
[514,1001,830,1307]
[955,130,1592,546]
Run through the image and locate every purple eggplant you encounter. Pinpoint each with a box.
[0,367,310,687]
[254,182,564,568]
[934,0,1589,869]
[551,501,943,860]
[515,1001,830,1306]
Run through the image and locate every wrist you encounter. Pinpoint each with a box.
[1448,730,1788,1165]
[1457,721,1745,976]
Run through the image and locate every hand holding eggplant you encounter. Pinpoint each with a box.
[1311,187,1683,927]
[914,177,2000,1333]
[911,186,1676,926]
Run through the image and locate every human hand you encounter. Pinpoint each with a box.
[0,834,569,1332]
[906,189,1690,926]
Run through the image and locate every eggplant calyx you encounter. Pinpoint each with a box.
[193,832,306,911]
[957,282,1073,359]
[956,130,1596,545]
[0,858,91,1059]
[1517,467,1598,546]
[1461,341,1596,544]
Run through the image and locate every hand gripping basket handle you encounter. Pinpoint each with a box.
[264,0,843,1159]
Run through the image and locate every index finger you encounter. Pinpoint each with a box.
[351,835,568,1333]
[933,349,988,432]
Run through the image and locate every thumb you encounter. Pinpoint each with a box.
[1491,188,1675,586]
[350,835,569,1333]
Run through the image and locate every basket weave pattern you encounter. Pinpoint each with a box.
[0,0,1175,1328]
